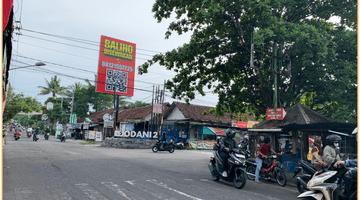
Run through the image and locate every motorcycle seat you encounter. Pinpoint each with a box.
[300,160,317,175]
[248,158,255,163]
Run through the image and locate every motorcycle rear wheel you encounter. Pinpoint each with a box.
[169,147,175,153]
[246,165,256,180]
[276,170,287,187]
[152,146,158,153]
[233,170,247,189]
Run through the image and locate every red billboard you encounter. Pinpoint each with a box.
[96,35,136,96]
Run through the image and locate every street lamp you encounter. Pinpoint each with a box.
[9,62,46,71]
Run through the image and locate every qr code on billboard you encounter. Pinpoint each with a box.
[105,69,128,93]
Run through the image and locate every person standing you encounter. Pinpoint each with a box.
[255,136,281,183]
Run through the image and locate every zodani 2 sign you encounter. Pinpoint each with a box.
[114,131,158,139]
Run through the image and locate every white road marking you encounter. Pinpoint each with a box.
[184,179,193,181]
[146,179,203,200]
[125,180,176,200]
[200,179,208,181]
[101,182,131,200]
[125,180,135,186]
[76,183,109,200]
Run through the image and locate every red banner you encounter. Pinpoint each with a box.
[213,128,225,136]
[232,121,248,128]
[96,35,136,96]
[3,0,13,31]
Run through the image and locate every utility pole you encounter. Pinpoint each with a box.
[70,91,74,114]
[273,42,278,119]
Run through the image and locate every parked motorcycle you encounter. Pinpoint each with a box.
[292,159,317,193]
[298,163,356,200]
[60,133,66,142]
[152,138,175,153]
[246,154,287,187]
[175,141,184,149]
[208,146,247,189]
[33,133,39,142]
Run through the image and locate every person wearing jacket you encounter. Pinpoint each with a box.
[310,139,327,171]
[323,134,341,166]
[219,129,237,177]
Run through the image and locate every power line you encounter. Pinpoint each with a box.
[21,28,163,54]
[12,54,161,85]
[19,33,159,57]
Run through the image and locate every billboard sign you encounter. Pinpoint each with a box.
[96,35,136,96]
[266,108,287,120]
[153,104,162,114]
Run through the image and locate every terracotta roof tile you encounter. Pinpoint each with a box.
[167,102,255,124]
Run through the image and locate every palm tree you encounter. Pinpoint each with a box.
[38,75,68,98]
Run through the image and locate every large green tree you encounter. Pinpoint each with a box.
[139,0,357,120]
[38,75,68,97]
[3,87,42,122]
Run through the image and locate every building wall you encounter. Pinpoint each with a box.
[167,107,187,120]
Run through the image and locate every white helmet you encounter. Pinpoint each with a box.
[244,135,249,139]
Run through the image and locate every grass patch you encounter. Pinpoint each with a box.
[79,141,97,145]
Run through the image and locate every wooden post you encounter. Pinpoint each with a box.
[292,130,298,155]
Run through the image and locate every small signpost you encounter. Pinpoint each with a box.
[95,132,102,142]
[103,113,112,121]
[266,108,287,120]
[46,102,54,111]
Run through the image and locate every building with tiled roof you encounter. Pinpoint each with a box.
[162,102,257,142]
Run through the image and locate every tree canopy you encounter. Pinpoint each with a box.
[139,0,357,122]
[38,75,68,97]
[3,86,42,122]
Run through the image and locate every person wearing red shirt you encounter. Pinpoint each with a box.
[255,136,281,183]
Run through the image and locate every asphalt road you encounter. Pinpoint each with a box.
[3,131,299,200]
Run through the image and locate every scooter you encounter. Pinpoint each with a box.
[14,132,21,141]
[60,133,66,142]
[298,163,357,200]
[246,154,287,187]
[175,141,184,149]
[44,133,49,140]
[208,145,247,189]
[292,159,317,193]
[152,138,175,153]
[27,131,32,138]
[33,133,39,141]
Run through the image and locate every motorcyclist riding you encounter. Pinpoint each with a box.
[44,127,50,138]
[14,125,22,139]
[324,134,341,167]
[219,129,237,177]
[160,133,167,149]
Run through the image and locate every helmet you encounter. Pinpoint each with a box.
[226,129,236,139]
[264,136,271,144]
[326,134,342,146]
[244,135,249,140]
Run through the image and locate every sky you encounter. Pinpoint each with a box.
[9,0,220,108]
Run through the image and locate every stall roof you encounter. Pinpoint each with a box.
[248,128,282,132]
